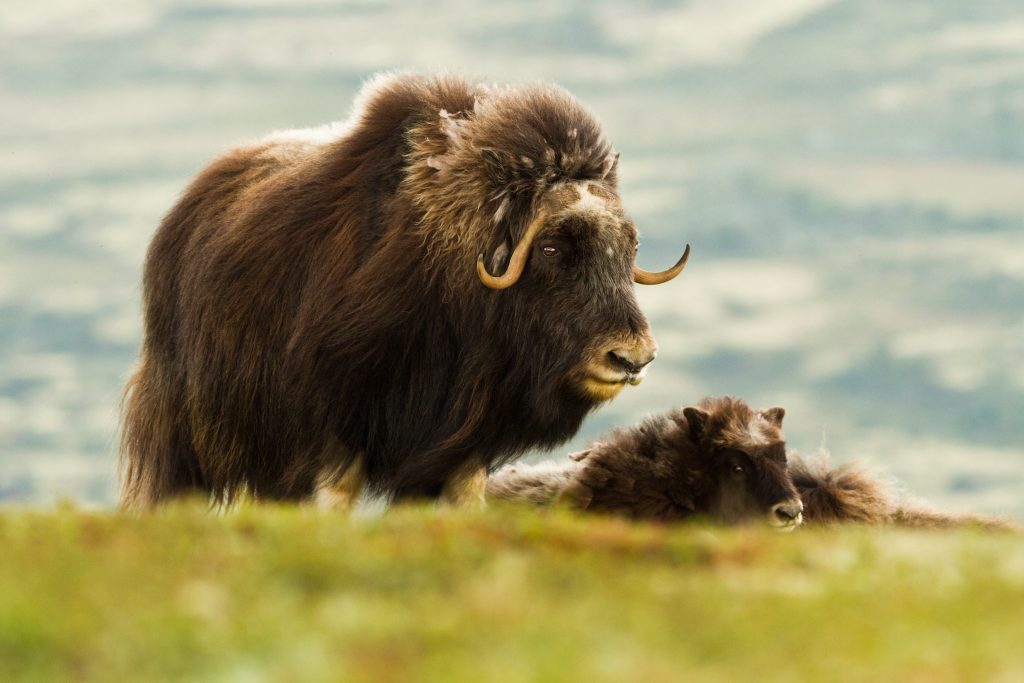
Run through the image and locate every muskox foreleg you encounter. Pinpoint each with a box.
[439,458,488,508]
[313,453,366,511]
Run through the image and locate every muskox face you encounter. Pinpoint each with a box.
[684,404,804,530]
[478,180,689,406]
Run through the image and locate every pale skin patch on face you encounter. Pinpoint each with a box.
[572,182,609,214]
[543,182,627,251]
[313,453,365,511]
[440,458,488,508]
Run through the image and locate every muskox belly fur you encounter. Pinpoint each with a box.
[119,72,690,507]
[488,396,805,529]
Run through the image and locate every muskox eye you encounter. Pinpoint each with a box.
[732,465,744,476]
[542,245,558,257]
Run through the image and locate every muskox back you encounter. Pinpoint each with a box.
[120,73,689,507]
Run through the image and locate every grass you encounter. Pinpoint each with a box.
[2,503,1023,683]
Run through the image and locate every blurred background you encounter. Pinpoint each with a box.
[1,0,1022,517]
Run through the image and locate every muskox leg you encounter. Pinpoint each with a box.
[313,453,366,511]
[119,359,205,508]
[439,458,488,508]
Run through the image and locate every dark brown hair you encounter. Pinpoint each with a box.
[791,455,1016,530]
[119,73,688,507]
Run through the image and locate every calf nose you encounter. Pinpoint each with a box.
[606,347,656,374]
[772,500,804,524]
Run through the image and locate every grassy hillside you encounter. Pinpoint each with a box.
[2,504,1023,682]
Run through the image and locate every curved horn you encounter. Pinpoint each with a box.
[476,209,549,289]
[633,243,690,285]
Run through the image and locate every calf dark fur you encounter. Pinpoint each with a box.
[487,397,805,529]
[791,455,1016,530]
[119,72,689,508]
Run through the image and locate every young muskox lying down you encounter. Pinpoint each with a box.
[488,396,1016,530]
[487,396,806,530]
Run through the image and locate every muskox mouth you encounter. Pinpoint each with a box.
[587,367,648,387]
[579,372,645,402]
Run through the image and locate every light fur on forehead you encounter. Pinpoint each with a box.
[713,412,783,450]
[570,182,609,214]
[698,397,785,451]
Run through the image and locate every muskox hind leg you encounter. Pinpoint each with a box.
[119,361,206,508]
[439,458,488,508]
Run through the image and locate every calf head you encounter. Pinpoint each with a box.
[683,398,803,530]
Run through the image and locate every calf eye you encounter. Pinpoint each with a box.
[542,245,558,257]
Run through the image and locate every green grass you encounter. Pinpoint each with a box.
[2,504,1023,683]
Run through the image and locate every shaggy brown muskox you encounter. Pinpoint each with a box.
[120,72,690,508]
[790,454,1016,530]
[487,397,806,529]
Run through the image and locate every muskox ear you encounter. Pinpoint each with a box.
[682,407,709,441]
[763,407,785,428]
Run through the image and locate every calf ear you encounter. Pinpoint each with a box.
[682,407,709,441]
[763,407,785,428]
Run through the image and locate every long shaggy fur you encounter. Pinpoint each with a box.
[790,453,1015,530]
[488,396,801,524]
[121,72,661,507]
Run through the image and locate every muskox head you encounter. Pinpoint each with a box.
[476,179,689,405]
[411,81,688,412]
[684,398,803,530]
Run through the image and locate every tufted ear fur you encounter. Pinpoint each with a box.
[763,407,785,428]
[683,407,709,442]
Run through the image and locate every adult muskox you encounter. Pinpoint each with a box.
[120,73,690,508]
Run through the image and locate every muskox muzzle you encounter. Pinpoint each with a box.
[769,499,805,532]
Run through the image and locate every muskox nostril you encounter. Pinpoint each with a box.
[773,501,803,522]
[607,348,655,374]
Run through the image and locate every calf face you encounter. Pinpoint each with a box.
[684,402,803,530]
